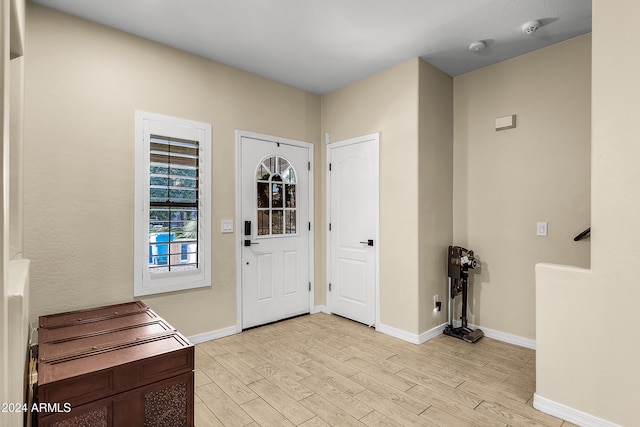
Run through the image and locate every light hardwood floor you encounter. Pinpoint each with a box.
[194,313,576,426]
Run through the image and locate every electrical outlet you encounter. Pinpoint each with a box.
[434,295,440,311]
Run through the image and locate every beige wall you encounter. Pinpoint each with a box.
[453,35,591,340]
[418,60,453,333]
[536,1,640,425]
[321,58,421,333]
[23,4,321,336]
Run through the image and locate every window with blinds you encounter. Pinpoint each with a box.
[149,135,199,273]
[134,111,211,297]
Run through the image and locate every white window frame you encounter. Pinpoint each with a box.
[134,111,212,296]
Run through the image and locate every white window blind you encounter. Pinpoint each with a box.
[134,111,211,296]
[149,135,199,273]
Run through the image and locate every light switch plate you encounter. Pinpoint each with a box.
[537,221,548,236]
[221,220,234,233]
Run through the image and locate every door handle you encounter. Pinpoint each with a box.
[360,239,374,247]
[244,240,260,247]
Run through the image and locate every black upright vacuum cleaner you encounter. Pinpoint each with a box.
[443,245,483,343]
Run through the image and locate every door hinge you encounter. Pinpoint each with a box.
[308,161,311,171]
[309,282,311,291]
[329,223,331,231]
[329,163,332,171]
[308,222,311,231]
[329,283,332,292]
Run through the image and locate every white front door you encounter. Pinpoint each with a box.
[239,134,312,329]
[327,133,379,326]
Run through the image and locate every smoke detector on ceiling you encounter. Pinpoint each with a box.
[468,41,486,52]
[521,20,541,35]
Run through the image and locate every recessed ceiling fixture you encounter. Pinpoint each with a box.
[521,20,541,35]
[468,41,486,52]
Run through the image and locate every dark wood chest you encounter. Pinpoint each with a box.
[37,301,194,427]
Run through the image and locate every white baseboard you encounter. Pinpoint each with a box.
[187,325,237,344]
[377,320,535,349]
[376,322,447,344]
[185,316,534,351]
[534,394,621,427]
[469,323,536,350]
[376,322,420,344]
[313,305,328,314]
[417,323,448,344]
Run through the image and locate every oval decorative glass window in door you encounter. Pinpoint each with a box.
[256,155,297,236]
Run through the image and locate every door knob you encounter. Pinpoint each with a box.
[360,239,374,247]
[244,240,260,247]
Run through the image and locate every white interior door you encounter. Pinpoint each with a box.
[240,134,311,329]
[328,134,379,326]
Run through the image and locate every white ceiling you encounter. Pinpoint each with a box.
[30,0,592,95]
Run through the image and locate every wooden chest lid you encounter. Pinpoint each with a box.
[38,301,150,330]
[37,302,194,387]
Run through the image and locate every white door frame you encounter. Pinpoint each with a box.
[326,132,380,328]
[236,130,315,332]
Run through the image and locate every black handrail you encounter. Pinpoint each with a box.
[573,227,590,241]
